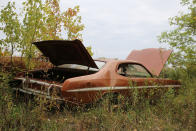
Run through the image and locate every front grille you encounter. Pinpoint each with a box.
[14,77,62,97]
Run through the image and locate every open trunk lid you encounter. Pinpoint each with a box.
[127,48,172,76]
[33,39,98,69]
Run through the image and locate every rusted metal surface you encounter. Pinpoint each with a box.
[13,40,180,105]
[60,60,180,104]
[126,48,172,76]
[13,60,181,105]
[33,39,98,68]
[13,77,63,101]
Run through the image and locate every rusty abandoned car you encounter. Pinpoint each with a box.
[11,39,181,105]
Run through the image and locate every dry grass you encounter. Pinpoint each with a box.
[0,56,52,72]
[0,60,195,131]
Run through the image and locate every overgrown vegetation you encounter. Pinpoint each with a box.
[0,0,92,68]
[158,0,196,79]
[0,66,195,130]
[0,0,195,130]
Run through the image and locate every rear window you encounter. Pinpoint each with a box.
[117,63,151,77]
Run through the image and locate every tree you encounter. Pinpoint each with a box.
[62,6,84,40]
[41,0,62,40]
[0,0,93,70]
[61,6,94,55]
[158,0,196,77]
[0,2,21,67]
[21,0,46,69]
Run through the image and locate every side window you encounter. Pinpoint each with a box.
[117,63,151,77]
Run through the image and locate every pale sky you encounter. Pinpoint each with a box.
[0,0,183,59]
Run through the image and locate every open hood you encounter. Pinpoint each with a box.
[33,39,98,68]
[127,48,172,76]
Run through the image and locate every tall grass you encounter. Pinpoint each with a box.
[0,63,195,130]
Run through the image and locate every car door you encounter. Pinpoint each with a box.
[113,62,169,98]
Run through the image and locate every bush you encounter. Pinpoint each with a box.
[0,66,195,130]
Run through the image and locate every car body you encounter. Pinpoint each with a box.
[12,39,181,105]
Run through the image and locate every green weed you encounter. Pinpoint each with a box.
[0,67,195,130]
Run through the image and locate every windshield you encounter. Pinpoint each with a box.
[57,60,106,71]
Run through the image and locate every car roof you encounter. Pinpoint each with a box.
[94,58,139,64]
